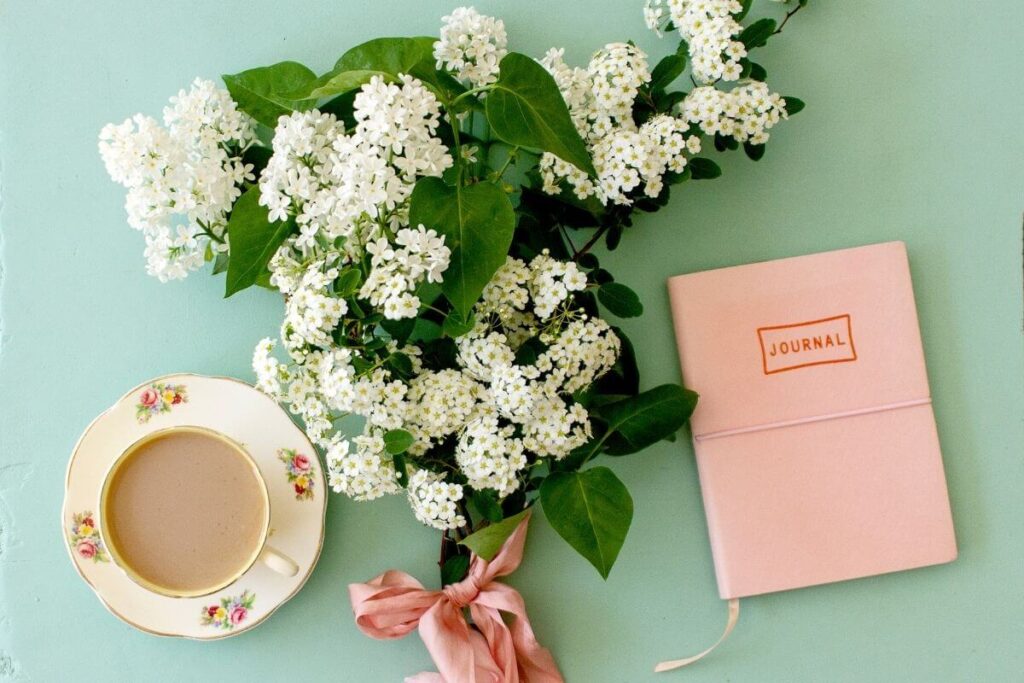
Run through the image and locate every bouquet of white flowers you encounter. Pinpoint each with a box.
[99,1,807,586]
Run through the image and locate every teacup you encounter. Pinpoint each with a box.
[99,425,298,598]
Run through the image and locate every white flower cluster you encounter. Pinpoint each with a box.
[258,74,454,336]
[682,82,788,144]
[326,433,402,502]
[98,78,255,281]
[644,0,748,83]
[538,46,701,206]
[360,227,451,319]
[434,6,508,87]
[406,469,467,530]
[252,250,619,530]
[259,75,452,260]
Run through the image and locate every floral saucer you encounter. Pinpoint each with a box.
[63,373,326,639]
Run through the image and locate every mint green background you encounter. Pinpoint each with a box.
[1,1,1022,680]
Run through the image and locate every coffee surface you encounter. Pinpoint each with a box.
[104,430,266,594]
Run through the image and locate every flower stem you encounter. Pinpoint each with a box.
[491,146,519,184]
[573,225,610,261]
[774,4,804,34]
[451,85,493,109]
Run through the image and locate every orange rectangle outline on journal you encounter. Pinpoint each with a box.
[756,314,857,375]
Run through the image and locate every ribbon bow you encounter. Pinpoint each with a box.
[349,512,564,683]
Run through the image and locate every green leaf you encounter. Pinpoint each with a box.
[211,252,229,275]
[305,69,388,99]
[737,0,755,21]
[540,468,633,579]
[744,142,766,161]
[470,489,504,523]
[381,316,416,345]
[596,384,698,456]
[383,429,415,455]
[650,53,687,92]
[459,509,530,561]
[225,187,295,297]
[443,308,477,338]
[597,282,643,318]
[386,352,414,379]
[748,62,768,82]
[334,36,436,76]
[739,18,777,50]
[441,554,471,586]
[688,157,722,180]
[222,61,318,128]
[392,451,408,487]
[486,53,596,177]
[408,177,515,315]
[333,268,362,297]
[784,96,806,115]
[331,36,462,103]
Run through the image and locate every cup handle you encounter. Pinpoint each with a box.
[259,545,299,577]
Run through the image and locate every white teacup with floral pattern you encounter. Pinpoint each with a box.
[99,425,299,598]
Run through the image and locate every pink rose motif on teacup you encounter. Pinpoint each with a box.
[278,448,316,501]
[77,539,98,559]
[135,382,188,423]
[68,511,108,563]
[139,388,159,408]
[201,590,255,631]
[230,605,248,626]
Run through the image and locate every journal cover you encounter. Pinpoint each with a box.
[667,242,957,599]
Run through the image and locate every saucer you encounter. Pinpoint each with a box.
[63,373,326,639]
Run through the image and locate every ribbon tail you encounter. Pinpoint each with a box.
[419,599,503,683]
[473,584,564,683]
[654,598,740,672]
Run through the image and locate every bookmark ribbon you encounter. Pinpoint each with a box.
[655,598,740,673]
[694,397,932,442]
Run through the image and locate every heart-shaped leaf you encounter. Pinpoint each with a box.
[334,36,436,74]
[304,69,389,100]
[408,177,515,315]
[597,282,643,318]
[329,36,463,103]
[225,187,295,297]
[459,509,530,561]
[784,96,806,115]
[596,384,698,455]
[222,61,318,127]
[688,157,722,180]
[486,53,596,177]
[540,467,633,579]
[383,428,415,455]
[650,53,687,92]
[739,18,777,50]
[443,308,477,338]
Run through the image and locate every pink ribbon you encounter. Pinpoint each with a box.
[349,512,564,683]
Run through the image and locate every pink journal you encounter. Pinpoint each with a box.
[667,242,957,599]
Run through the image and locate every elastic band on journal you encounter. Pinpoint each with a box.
[655,598,740,672]
[693,397,932,442]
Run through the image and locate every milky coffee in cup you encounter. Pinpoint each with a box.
[100,426,289,597]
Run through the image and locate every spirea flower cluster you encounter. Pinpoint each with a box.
[98,79,256,281]
[254,249,620,530]
[538,45,702,206]
[644,0,747,83]
[259,74,452,265]
[683,82,789,144]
